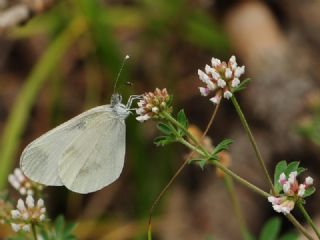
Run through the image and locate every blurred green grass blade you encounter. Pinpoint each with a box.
[185,11,229,54]
[77,0,123,80]
[0,18,86,189]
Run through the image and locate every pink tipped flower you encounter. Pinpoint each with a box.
[8,168,43,196]
[136,88,172,122]
[268,196,295,214]
[269,171,315,215]
[10,195,46,232]
[197,55,245,104]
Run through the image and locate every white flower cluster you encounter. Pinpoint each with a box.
[10,195,46,232]
[268,171,314,214]
[198,56,245,104]
[8,168,43,195]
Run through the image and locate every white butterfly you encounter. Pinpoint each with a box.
[20,94,140,194]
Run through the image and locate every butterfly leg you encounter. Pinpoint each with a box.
[126,95,143,109]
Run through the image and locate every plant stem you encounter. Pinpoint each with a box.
[213,159,270,198]
[223,175,250,240]
[297,202,320,239]
[31,224,38,240]
[148,105,220,235]
[162,111,207,154]
[287,213,315,240]
[230,96,274,193]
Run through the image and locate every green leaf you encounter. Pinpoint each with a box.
[177,110,188,129]
[154,135,176,146]
[274,161,287,193]
[210,139,233,160]
[304,186,316,198]
[157,122,172,135]
[197,159,207,170]
[259,217,281,240]
[54,215,64,234]
[297,167,306,175]
[279,232,298,240]
[285,162,300,176]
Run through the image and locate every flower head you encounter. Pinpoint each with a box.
[198,56,245,104]
[136,88,172,122]
[10,195,46,232]
[268,171,314,215]
[8,168,43,196]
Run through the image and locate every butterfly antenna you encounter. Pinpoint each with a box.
[113,55,130,93]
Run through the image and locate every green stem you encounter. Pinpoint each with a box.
[287,213,315,240]
[162,111,207,154]
[223,175,250,240]
[178,138,270,198]
[298,202,320,239]
[31,224,38,240]
[166,110,312,240]
[231,96,274,193]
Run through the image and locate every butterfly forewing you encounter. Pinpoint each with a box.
[20,105,111,186]
[58,110,126,194]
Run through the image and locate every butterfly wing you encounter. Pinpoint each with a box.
[58,110,126,194]
[20,105,110,186]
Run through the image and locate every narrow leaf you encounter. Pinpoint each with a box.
[259,217,281,240]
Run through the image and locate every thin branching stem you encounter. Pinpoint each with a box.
[287,213,315,240]
[230,96,275,193]
[297,202,320,239]
[148,103,221,235]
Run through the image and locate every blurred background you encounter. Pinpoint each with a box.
[0,0,320,239]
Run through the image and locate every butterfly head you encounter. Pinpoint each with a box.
[111,93,130,120]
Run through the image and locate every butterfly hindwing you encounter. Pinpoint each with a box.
[58,110,126,194]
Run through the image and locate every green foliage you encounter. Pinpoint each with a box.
[258,217,297,240]
[233,78,251,94]
[297,109,320,146]
[259,217,281,240]
[274,161,287,194]
[209,139,233,161]
[40,215,77,240]
[177,110,189,136]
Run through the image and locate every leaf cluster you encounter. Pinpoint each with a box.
[154,110,188,146]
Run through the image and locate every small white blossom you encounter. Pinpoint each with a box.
[305,176,313,185]
[225,68,232,79]
[11,223,21,232]
[231,78,240,88]
[279,172,286,184]
[211,57,221,67]
[283,182,290,194]
[234,66,245,78]
[22,224,31,232]
[11,210,20,219]
[217,79,226,88]
[199,87,209,96]
[223,91,232,99]
[298,184,306,197]
[288,171,297,184]
[210,96,221,104]
[26,195,35,208]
